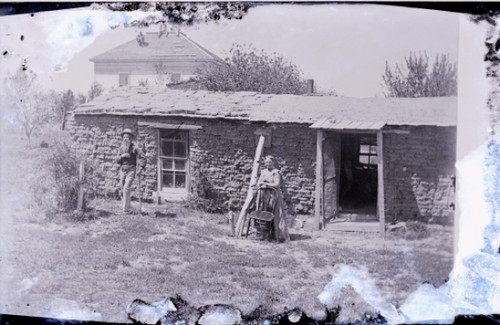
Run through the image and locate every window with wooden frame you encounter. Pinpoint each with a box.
[170,73,181,83]
[119,73,130,86]
[358,136,378,168]
[159,129,189,192]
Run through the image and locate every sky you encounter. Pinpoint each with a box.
[0,4,459,98]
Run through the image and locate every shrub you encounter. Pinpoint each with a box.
[405,220,430,239]
[186,169,228,213]
[31,141,102,219]
[182,194,226,214]
[387,221,430,240]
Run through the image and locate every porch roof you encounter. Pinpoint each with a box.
[311,119,387,130]
[74,86,457,127]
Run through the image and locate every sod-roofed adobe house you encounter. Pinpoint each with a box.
[70,87,457,232]
[90,31,220,90]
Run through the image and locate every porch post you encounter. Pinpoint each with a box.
[315,130,324,230]
[377,130,386,236]
[156,129,162,204]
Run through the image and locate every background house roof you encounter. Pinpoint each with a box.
[74,86,457,127]
[89,32,220,62]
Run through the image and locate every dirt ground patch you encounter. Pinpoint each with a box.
[0,130,454,323]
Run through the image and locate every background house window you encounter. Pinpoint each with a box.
[358,139,377,167]
[159,130,188,190]
[170,73,181,83]
[119,73,130,86]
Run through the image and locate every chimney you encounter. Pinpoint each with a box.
[306,79,314,95]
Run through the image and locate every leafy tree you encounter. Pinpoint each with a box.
[197,44,309,94]
[88,82,104,101]
[2,69,53,144]
[153,62,170,86]
[44,89,88,130]
[382,52,457,97]
[77,93,87,105]
[52,90,74,130]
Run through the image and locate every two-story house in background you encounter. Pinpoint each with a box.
[89,30,221,90]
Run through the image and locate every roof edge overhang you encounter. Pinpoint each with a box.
[73,111,315,125]
[310,118,386,130]
[310,118,456,130]
[73,110,457,128]
[90,58,217,63]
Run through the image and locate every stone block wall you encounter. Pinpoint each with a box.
[68,113,456,223]
[383,126,457,224]
[68,114,143,197]
[69,114,317,214]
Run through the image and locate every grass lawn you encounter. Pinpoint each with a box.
[0,129,454,323]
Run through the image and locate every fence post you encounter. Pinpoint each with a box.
[77,162,85,211]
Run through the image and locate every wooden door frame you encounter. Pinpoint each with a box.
[314,129,386,235]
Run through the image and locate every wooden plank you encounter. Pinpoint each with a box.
[358,121,374,129]
[334,133,341,219]
[357,121,376,129]
[249,135,266,188]
[310,117,332,129]
[229,211,237,237]
[138,121,202,130]
[312,120,387,131]
[319,118,332,129]
[315,130,324,230]
[335,129,379,134]
[382,129,410,134]
[76,162,85,211]
[235,135,266,238]
[157,129,162,195]
[332,120,352,129]
[371,121,387,129]
[377,131,386,236]
[326,222,379,233]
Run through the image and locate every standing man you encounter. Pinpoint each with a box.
[116,128,146,213]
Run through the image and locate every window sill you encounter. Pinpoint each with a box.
[156,189,188,202]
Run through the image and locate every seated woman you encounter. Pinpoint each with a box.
[255,156,289,241]
[257,155,281,212]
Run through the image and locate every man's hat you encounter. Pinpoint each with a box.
[121,128,135,137]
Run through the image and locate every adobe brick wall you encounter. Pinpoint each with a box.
[383,126,456,224]
[68,114,317,214]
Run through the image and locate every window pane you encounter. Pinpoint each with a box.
[174,142,187,158]
[162,172,174,188]
[161,130,175,140]
[161,130,188,140]
[360,145,370,154]
[119,74,129,86]
[370,145,378,154]
[359,155,369,164]
[175,173,186,188]
[171,73,181,83]
[161,140,174,157]
[175,160,186,171]
[162,159,173,170]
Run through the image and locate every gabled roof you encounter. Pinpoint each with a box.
[75,86,457,127]
[90,32,220,62]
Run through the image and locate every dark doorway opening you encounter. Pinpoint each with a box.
[339,133,378,218]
